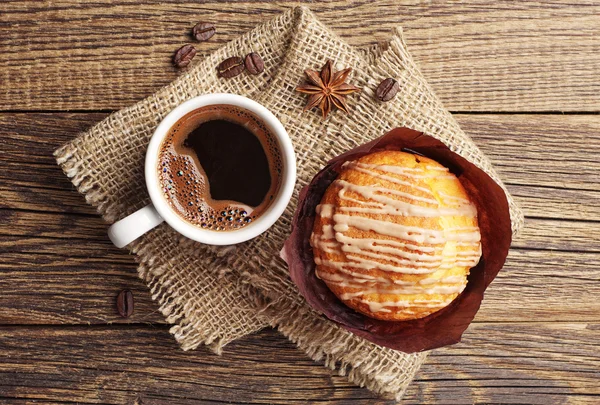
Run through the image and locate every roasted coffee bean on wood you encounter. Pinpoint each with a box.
[375,78,400,102]
[116,289,134,318]
[173,44,197,68]
[217,56,245,78]
[192,22,216,42]
[244,52,265,75]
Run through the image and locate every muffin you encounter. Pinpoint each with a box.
[310,150,482,321]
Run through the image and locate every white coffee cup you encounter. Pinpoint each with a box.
[108,94,296,248]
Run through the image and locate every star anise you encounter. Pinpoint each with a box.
[296,60,361,119]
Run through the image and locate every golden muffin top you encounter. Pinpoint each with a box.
[310,151,482,321]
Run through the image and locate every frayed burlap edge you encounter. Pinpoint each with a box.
[55,6,523,401]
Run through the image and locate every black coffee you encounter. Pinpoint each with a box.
[158,104,283,231]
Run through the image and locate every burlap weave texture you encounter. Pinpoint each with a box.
[55,7,524,401]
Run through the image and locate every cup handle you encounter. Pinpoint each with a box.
[108,204,164,248]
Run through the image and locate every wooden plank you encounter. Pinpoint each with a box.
[1,1,599,111]
[407,322,600,404]
[1,112,599,324]
[505,184,600,222]
[0,326,392,404]
[4,210,599,254]
[0,251,163,325]
[2,210,599,324]
[457,114,600,193]
[0,219,163,324]
[2,113,599,220]
[463,113,600,221]
[0,324,597,404]
[0,112,107,215]
[481,249,600,322]
[514,218,600,252]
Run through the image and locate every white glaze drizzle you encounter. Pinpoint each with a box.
[318,273,466,298]
[343,162,435,195]
[337,179,438,205]
[438,191,471,206]
[342,161,457,180]
[338,285,465,300]
[362,299,454,314]
[312,158,481,313]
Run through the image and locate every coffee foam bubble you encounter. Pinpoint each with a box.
[158,105,283,232]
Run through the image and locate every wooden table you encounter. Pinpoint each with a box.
[2,1,599,403]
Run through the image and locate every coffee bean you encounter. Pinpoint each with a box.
[375,78,400,102]
[244,52,264,75]
[217,56,245,78]
[173,44,197,68]
[192,22,216,42]
[116,289,134,318]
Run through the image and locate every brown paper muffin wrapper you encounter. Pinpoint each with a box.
[55,6,523,401]
[282,127,512,353]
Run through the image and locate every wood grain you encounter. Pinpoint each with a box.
[2,214,599,325]
[0,324,597,404]
[1,1,599,111]
[456,114,600,193]
[4,210,598,253]
[2,113,599,219]
[2,1,599,403]
[407,322,600,404]
[1,112,599,326]
[1,241,163,325]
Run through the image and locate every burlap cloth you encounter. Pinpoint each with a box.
[55,7,524,401]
